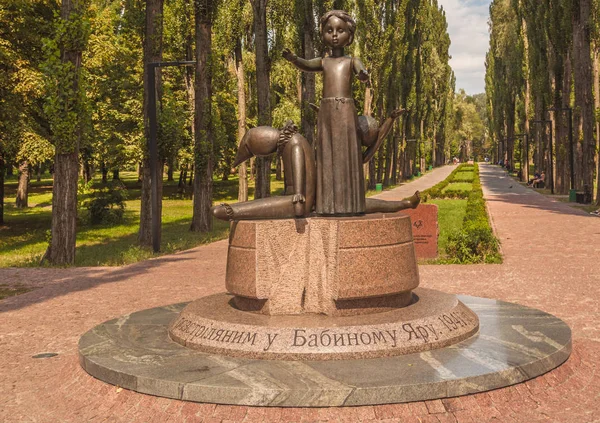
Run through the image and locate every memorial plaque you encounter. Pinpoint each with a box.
[401,204,439,259]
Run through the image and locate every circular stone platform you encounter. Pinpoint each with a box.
[79,293,571,407]
[168,289,479,360]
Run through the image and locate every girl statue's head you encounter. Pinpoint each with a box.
[320,10,356,48]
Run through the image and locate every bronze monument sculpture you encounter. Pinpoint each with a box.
[79,9,571,408]
[211,110,420,221]
[212,10,419,221]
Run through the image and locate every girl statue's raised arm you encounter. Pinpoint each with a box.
[283,48,323,72]
[352,57,369,82]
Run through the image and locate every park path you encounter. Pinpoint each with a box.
[2,164,600,422]
[373,164,455,201]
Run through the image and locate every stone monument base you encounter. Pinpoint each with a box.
[78,294,571,407]
[168,288,479,360]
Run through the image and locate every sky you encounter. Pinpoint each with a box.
[437,0,492,95]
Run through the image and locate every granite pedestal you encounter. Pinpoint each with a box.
[79,295,572,407]
[78,213,571,406]
[225,213,420,316]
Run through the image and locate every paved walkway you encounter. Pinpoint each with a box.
[374,165,456,201]
[2,164,600,422]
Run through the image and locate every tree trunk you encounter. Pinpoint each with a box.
[112,168,119,180]
[178,167,185,191]
[506,102,515,171]
[559,53,572,194]
[521,14,531,182]
[376,149,384,183]
[101,162,108,183]
[0,155,5,225]
[251,0,271,199]
[234,41,248,202]
[16,161,29,208]
[167,162,174,181]
[83,159,92,182]
[275,155,282,180]
[363,86,373,188]
[383,137,392,187]
[139,0,164,246]
[43,0,86,265]
[47,153,79,264]
[572,0,595,192]
[368,157,376,190]
[300,0,316,145]
[391,127,398,185]
[594,48,600,205]
[190,2,214,232]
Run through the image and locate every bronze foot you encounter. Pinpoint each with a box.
[409,191,421,209]
[212,203,235,221]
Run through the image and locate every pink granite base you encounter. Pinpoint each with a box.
[225,213,420,316]
[168,287,479,360]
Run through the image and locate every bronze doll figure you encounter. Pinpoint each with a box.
[212,121,316,220]
[283,10,368,216]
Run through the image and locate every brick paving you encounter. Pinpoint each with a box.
[1,163,600,422]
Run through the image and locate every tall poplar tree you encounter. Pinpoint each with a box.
[250,0,271,199]
[190,0,216,232]
[44,0,91,264]
[139,0,164,246]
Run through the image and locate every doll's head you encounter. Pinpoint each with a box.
[320,10,356,48]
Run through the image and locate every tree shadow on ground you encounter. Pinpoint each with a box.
[0,237,227,314]
[480,165,598,219]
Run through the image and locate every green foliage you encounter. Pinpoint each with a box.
[421,164,473,199]
[84,0,143,171]
[0,0,56,165]
[84,182,128,225]
[42,5,92,154]
[445,163,501,264]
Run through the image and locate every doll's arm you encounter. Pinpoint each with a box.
[283,48,323,72]
[353,57,369,82]
[362,109,406,163]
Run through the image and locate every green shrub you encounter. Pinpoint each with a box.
[446,222,500,263]
[422,164,474,200]
[444,163,501,264]
[85,183,128,225]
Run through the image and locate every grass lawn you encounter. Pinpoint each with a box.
[452,171,475,182]
[0,171,284,267]
[442,182,473,193]
[1,165,487,267]
[428,199,468,257]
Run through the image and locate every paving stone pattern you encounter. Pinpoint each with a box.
[2,164,600,422]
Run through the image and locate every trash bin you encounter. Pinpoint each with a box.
[417,171,421,177]
[428,165,433,171]
[375,183,383,193]
[569,189,577,202]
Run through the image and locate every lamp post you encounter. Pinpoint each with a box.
[146,60,195,253]
[531,119,554,195]
[546,107,574,191]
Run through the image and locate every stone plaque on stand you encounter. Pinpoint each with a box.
[401,204,439,259]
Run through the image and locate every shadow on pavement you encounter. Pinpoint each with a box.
[480,165,597,219]
[0,248,206,314]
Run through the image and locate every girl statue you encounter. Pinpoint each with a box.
[283,10,368,216]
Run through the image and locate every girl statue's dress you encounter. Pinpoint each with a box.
[316,56,365,215]
[284,11,370,216]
